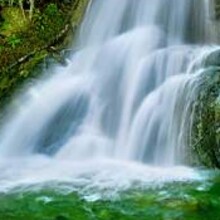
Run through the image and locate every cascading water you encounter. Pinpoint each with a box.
[0,0,218,191]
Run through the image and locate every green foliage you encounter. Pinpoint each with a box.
[32,4,64,42]
[44,3,59,17]
[0,0,13,7]
[0,0,88,110]
[0,7,28,36]
[7,34,22,48]
[0,45,4,52]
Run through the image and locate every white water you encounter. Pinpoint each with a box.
[0,0,217,191]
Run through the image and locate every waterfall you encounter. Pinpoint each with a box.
[0,0,216,168]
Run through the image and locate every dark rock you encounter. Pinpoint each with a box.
[204,50,220,67]
[55,215,69,220]
[190,68,220,168]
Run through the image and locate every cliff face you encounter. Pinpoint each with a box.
[0,0,88,109]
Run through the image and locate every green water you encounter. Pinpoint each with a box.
[1,173,220,220]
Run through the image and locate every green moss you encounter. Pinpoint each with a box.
[191,68,220,168]
[71,0,89,25]
[1,7,29,36]
[216,99,220,147]
[19,51,48,77]
[1,175,220,220]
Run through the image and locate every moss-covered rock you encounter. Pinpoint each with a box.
[190,53,220,168]
[216,98,220,149]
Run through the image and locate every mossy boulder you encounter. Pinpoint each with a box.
[190,54,220,168]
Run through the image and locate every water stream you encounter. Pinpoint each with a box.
[0,0,218,193]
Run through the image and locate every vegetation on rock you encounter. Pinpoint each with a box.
[190,51,220,168]
[0,0,88,109]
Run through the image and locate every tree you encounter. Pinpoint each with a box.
[28,0,34,20]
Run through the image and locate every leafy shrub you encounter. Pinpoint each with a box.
[44,3,59,17]
[7,34,22,48]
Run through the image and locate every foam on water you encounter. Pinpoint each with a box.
[0,157,203,194]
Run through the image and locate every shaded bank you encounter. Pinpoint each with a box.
[0,0,88,109]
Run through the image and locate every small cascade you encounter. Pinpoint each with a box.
[0,0,217,167]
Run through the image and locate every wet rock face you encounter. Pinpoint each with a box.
[215,0,220,19]
[216,98,220,150]
[204,50,220,67]
[191,64,220,168]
